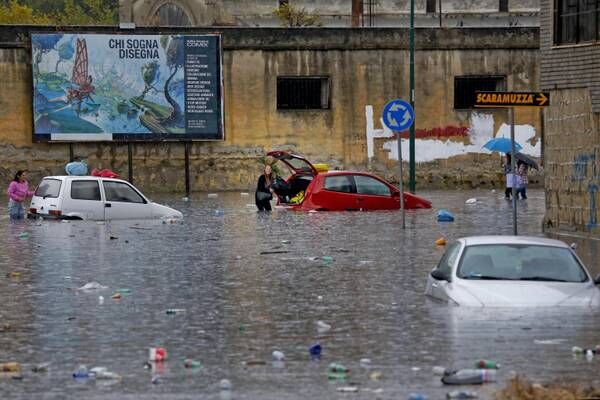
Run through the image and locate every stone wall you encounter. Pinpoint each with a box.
[543,88,600,234]
[0,26,541,193]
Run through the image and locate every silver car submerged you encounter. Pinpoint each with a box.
[425,236,600,307]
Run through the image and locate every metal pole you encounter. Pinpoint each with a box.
[127,142,133,183]
[69,143,74,162]
[510,108,518,235]
[439,0,442,27]
[184,142,190,197]
[409,0,416,193]
[396,131,406,229]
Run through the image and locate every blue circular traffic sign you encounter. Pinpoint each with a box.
[382,99,414,132]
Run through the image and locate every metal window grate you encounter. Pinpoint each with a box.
[454,76,506,110]
[499,0,509,12]
[277,77,330,110]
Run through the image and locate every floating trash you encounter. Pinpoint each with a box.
[435,237,446,246]
[437,209,455,222]
[465,198,477,204]
[77,282,107,291]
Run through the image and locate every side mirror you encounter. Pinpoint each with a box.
[431,269,449,281]
[594,273,600,285]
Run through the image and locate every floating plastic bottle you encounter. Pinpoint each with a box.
[73,365,89,379]
[475,360,500,369]
[316,320,331,333]
[329,363,349,373]
[166,309,186,315]
[219,379,232,390]
[441,369,496,385]
[432,366,454,376]
[447,390,479,399]
[184,359,201,368]
[309,343,322,359]
[327,371,347,380]
[0,362,21,372]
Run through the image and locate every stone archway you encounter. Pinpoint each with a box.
[145,0,197,26]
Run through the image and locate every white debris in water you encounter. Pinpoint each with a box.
[208,193,218,198]
[466,198,477,204]
[316,320,331,333]
[77,282,107,291]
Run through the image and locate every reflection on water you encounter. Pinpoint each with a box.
[1,189,600,399]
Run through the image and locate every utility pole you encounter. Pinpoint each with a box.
[409,0,416,192]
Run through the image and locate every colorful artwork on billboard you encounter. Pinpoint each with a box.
[31,33,223,141]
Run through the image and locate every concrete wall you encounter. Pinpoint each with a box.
[0,26,540,193]
[123,0,539,27]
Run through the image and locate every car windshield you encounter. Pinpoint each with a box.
[35,178,61,198]
[457,244,588,283]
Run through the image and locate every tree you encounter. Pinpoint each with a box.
[140,61,160,99]
[31,34,62,79]
[55,38,75,73]
[272,3,322,27]
[160,35,184,126]
[0,0,51,24]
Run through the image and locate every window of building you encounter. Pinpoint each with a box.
[554,0,600,44]
[277,76,330,110]
[499,0,509,12]
[426,0,437,13]
[454,76,506,110]
[71,180,101,201]
[103,181,145,203]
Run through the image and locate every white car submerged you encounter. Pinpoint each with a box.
[425,236,600,307]
[28,176,183,221]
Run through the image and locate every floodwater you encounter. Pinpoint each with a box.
[1,189,600,399]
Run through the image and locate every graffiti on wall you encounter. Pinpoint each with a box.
[365,105,540,163]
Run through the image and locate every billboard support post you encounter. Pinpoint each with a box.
[184,142,191,197]
[128,142,133,184]
[68,143,74,162]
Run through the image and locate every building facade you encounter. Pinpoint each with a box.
[119,0,539,28]
[540,0,600,240]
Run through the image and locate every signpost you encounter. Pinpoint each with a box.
[382,99,415,229]
[475,91,550,235]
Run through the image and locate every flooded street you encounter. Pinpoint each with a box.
[1,189,600,399]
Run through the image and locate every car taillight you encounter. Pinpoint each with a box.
[49,210,62,216]
[29,208,37,214]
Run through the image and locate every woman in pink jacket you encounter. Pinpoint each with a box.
[7,170,34,220]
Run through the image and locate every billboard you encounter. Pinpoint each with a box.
[31,33,223,142]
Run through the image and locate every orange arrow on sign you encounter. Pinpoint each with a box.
[536,93,548,106]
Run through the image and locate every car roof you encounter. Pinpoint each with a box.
[40,176,130,184]
[459,235,569,248]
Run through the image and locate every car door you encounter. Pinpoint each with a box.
[102,180,152,220]
[318,174,358,211]
[63,179,105,220]
[353,175,397,210]
[428,241,462,302]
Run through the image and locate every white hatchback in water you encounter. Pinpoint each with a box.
[425,236,600,307]
[28,176,183,221]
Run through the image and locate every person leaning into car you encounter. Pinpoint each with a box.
[7,170,34,220]
[255,164,274,211]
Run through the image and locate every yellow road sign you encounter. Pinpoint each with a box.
[474,91,549,108]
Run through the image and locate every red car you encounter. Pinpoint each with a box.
[267,151,432,211]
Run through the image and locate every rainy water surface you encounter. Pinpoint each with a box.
[1,189,600,399]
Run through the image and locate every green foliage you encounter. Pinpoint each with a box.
[0,0,117,25]
[272,3,322,27]
[0,0,51,24]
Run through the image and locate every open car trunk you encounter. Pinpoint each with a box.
[267,151,317,204]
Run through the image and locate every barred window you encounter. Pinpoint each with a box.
[277,77,330,110]
[426,0,437,14]
[499,0,509,12]
[554,0,600,44]
[454,76,506,110]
